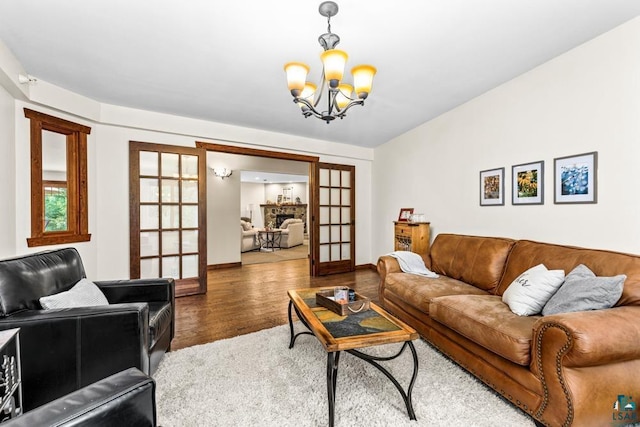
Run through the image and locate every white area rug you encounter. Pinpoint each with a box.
[154,324,534,426]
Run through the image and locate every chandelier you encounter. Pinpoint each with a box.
[284,1,377,123]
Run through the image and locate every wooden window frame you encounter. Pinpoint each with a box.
[25,108,91,247]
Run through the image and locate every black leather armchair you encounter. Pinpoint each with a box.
[0,248,174,411]
[4,368,157,426]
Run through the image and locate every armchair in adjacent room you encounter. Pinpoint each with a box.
[0,248,174,412]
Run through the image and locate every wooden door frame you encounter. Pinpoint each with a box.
[195,142,320,276]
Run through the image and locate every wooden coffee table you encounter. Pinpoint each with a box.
[287,287,419,426]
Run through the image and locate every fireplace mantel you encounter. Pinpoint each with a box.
[260,204,307,233]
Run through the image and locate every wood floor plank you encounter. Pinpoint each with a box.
[171,259,380,350]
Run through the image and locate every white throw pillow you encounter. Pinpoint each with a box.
[240,220,252,231]
[40,278,109,309]
[502,264,565,316]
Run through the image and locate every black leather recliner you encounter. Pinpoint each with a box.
[4,368,157,426]
[0,248,174,411]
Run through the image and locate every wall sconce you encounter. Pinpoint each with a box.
[212,168,233,179]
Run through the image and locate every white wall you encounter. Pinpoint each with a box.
[373,17,640,259]
[241,182,265,227]
[264,182,308,204]
[0,84,15,258]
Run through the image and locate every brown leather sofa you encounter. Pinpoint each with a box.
[377,233,640,427]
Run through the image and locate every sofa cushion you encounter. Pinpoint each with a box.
[385,272,487,315]
[240,220,253,231]
[279,218,302,230]
[502,264,565,316]
[430,294,539,366]
[429,234,516,293]
[542,264,626,315]
[39,278,109,309]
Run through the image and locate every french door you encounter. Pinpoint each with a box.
[311,162,356,276]
[129,141,207,297]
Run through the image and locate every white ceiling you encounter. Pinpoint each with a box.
[1,1,640,148]
[241,171,308,184]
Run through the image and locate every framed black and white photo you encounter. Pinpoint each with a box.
[512,161,544,205]
[480,167,504,206]
[554,152,598,204]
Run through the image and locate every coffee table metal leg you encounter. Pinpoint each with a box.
[327,351,341,427]
[347,341,419,420]
[288,300,313,349]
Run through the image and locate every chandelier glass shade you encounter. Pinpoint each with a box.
[284,1,376,123]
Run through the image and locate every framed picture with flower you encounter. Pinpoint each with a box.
[554,152,597,204]
[512,160,544,205]
[480,167,504,206]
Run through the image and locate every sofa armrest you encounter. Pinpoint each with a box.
[0,304,150,411]
[531,306,640,426]
[95,278,174,304]
[4,367,156,427]
[376,255,402,300]
[532,306,640,368]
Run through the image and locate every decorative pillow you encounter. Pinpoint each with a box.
[541,264,626,316]
[240,220,252,231]
[40,278,109,309]
[502,264,565,316]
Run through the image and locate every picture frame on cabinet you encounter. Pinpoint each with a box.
[554,152,598,204]
[480,167,505,206]
[398,208,414,222]
[512,161,544,205]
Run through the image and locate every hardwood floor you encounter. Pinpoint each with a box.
[171,258,381,350]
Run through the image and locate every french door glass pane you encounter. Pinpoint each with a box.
[140,232,159,257]
[161,180,179,203]
[162,231,180,254]
[341,189,350,204]
[320,207,329,223]
[331,244,340,260]
[331,225,340,242]
[342,243,351,260]
[181,155,198,179]
[320,169,330,186]
[140,178,159,203]
[331,207,340,223]
[182,255,198,278]
[182,230,198,253]
[182,181,198,203]
[162,206,180,229]
[341,170,351,187]
[140,205,159,230]
[161,153,179,177]
[319,226,330,244]
[330,169,340,185]
[331,188,340,205]
[162,256,180,278]
[139,151,158,176]
[342,225,350,242]
[320,188,329,205]
[320,245,330,262]
[140,258,160,279]
[182,205,198,228]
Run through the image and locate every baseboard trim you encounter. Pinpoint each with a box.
[208,262,242,270]
[356,263,377,271]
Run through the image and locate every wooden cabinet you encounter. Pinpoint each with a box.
[0,329,21,422]
[394,222,430,255]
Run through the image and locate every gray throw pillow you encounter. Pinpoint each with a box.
[541,264,625,316]
[40,278,109,309]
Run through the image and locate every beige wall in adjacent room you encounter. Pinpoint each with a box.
[373,16,640,259]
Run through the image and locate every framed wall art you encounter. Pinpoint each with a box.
[398,208,414,222]
[480,167,504,206]
[512,160,544,205]
[554,152,598,204]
